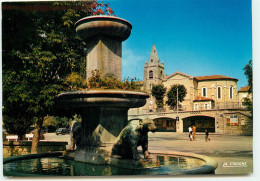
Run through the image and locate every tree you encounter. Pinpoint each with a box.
[243,60,252,93]
[151,84,166,109]
[2,1,115,153]
[243,60,253,116]
[42,116,70,130]
[166,84,187,109]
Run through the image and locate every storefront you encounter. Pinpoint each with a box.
[154,118,176,132]
[183,116,215,133]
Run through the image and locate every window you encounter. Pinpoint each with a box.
[151,59,153,63]
[217,86,222,99]
[202,87,207,97]
[149,70,153,79]
[150,84,153,90]
[229,86,233,99]
[161,71,163,78]
[194,103,198,110]
[204,103,208,109]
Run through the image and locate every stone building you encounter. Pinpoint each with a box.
[238,85,252,105]
[129,44,252,135]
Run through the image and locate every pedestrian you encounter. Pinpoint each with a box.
[205,129,210,141]
[192,125,197,141]
[188,126,193,141]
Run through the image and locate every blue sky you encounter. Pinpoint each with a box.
[105,0,252,89]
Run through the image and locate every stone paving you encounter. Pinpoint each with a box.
[147,132,253,175]
[44,132,253,175]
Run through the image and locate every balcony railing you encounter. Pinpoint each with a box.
[128,102,247,115]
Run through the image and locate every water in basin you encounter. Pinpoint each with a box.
[3,155,205,176]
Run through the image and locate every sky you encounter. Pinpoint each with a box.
[105,0,252,89]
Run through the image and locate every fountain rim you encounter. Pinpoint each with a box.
[56,90,149,108]
[75,15,132,29]
[3,151,218,176]
[57,89,148,98]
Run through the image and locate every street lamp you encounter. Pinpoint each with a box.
[176,86,179,131]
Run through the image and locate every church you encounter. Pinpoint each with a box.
[129,44,252,135]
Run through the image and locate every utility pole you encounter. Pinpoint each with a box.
[177,85,178,115]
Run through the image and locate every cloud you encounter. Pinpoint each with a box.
[122,45,146,80]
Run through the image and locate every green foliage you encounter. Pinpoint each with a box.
[3,116,33,139]
[243,60,253,116]
[43,114,82,130]
[243,98,253,115]
[43,116,69,129]
[2,1,115,142]
[88,70,140,91]
[151,84,166,108]
[69,114,82,123]
[166,84,187,109]
[65,72,87,90]
[243,60,252,93]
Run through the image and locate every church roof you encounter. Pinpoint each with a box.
[193,95,215,102]
[163,71,193,81]
[195,75,238,81]
[149,44,160,63]
[238,85,251,92]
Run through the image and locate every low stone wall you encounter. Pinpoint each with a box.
[3,141,68,158]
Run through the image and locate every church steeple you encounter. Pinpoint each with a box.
[144,44,165,92]
[149,44,160,64]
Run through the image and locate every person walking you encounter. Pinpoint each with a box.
[188,126,193,141]
[205,129,211,141]
[192,125,197,141]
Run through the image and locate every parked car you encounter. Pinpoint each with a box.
[56,128,70,135]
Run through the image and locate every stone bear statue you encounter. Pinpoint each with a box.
[72,121,82,148]
[111,119,157,160]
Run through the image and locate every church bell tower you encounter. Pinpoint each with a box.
[143,44,165,92]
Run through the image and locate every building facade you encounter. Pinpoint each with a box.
[129,45,252,135]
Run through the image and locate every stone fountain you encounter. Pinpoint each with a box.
[57,15,149,164]
[3,15,218,176]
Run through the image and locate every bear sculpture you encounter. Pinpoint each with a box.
[72,121,82,148]
[111,119,157,160]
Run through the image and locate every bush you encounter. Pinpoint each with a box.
[88,70,140,91]
[65,72,87,90]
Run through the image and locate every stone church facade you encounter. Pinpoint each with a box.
[129,45,252,135]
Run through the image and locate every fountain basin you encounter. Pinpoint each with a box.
[75,15,132,41]
[56,90,149,164]
[3,151,218,176]
[57,90,148,108]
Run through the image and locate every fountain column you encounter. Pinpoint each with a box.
[75,15,132,81]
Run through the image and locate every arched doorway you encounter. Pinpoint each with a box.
[154,117,176,132]
[183,116,215,132]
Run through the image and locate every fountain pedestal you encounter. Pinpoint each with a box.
[57,90,149,164]
[75,15,132,82]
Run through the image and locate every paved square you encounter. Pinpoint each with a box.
[44,132,253,174]
[147,132,253,174]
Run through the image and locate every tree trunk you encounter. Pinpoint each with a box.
[31,117,44,154]
[70,130,75,150]
[70,121,75,150]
